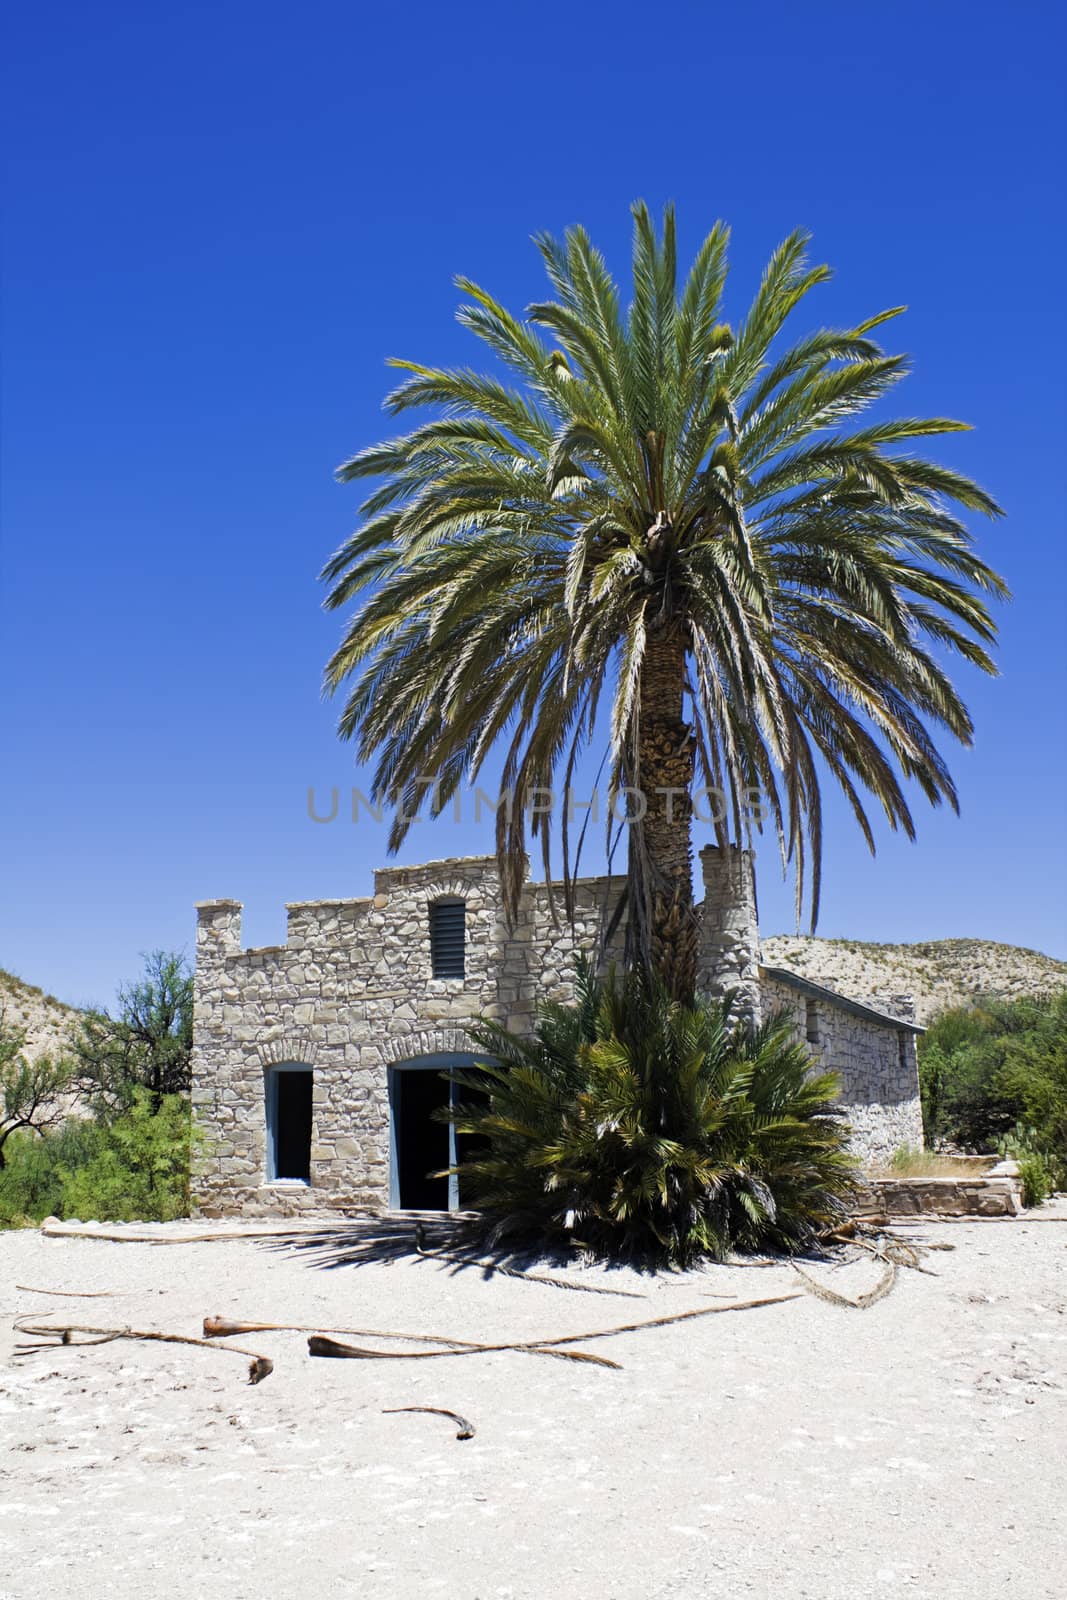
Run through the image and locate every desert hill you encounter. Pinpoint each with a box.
[759,935,1067,1026]
[0,968,83,1062]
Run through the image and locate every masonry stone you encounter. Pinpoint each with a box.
[192,851,924,1217]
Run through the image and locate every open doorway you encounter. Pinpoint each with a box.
[388,1053,485,1210]
[266,1065,313,1183]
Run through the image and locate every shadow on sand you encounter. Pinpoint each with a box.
[258,1211,670,1288]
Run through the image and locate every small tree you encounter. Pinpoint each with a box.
[0,1014,74,1172]
[72,950,193,1109]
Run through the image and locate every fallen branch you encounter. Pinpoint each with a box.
[304,1291,801,1366]
[307,1332,614,1368]
[792,1260,897,1310]
[15,1285,117,1298]
[825,1223,953,1275]
[205,1311,614,1361]
[40,1222,328,1245]
[13,1317,274,1384]
[383,1406,475,1441]
[208,1316,620,1369]
[414,1226,644,1298]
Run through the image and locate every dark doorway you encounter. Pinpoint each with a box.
[268,1067,313,1182]
[453,1069,490,1208]
[393,1067,450,1209]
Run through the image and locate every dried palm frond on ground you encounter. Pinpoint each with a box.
[383,1406,475,1441]
[307,1331,618,1368]
[13,1316,274,1383]
[40,1222,329,1244]
[794,1222,952,1308]
[206,1317,620,1370]
[413,1225,645,1297]
[304,1291,802,1368]
[15,1284,118,1297]
[793,1258,898,1310]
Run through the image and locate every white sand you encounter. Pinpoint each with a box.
[2,1209,1065,1600]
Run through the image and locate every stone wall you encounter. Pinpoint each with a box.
[192,851,923,1216]
[192,857,626,1218]
[856,1170,1023,1219]
[759,973,924,1162]
[696,845,761,1024]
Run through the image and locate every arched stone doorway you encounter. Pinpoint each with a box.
[387,1052,477,1211]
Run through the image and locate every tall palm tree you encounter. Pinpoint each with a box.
[322,205,1006,1003]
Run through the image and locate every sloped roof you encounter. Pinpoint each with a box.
[760,964,925,1033]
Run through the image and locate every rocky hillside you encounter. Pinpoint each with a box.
[759,936,1067,1025]
[0,968,82,1062]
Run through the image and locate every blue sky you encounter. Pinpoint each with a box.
[2,0,1065,1009]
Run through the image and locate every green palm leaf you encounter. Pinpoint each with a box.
[323,205,1006,1000]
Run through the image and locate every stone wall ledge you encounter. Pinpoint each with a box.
[195,1190,389,1220]
[856,1174,1023,1219]
[285,897,374,910]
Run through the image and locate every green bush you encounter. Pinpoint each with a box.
[449,965,858,1266]
[919,991,1066,1190]
[0,1119,102,1227]
[1016,1153,1052,1209]
[918,1004,1020,1149]
[0,950,201,1230]
[994,992,1067,1190]
[0,1092,195,1226]
[995,1127,1055,1208]
[58,1091,194,1221]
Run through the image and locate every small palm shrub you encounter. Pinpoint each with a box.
[448,966,858,1265]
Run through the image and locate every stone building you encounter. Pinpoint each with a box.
[191,848,923,1218]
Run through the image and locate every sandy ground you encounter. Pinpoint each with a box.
[2,1208,1065,1600]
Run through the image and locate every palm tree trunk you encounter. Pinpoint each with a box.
[629,623,697,1004]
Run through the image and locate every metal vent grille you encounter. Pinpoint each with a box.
[429,898,466,978]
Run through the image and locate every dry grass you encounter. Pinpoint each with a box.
[868,1147,996,1179]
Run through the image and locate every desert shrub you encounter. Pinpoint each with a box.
[995,1127,1056,1208]
[0,1120,102,1227]
[1016,1153,1052,1208]
[918,1003,1020,1149]
[0,952,200,1229]
[0,1093,196,1227]
[57,1090,194,1221]
[1,1010,77,1171]
[994,992,1067,1189]
[919,992,1066,1190]
[449,965,858,1266]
